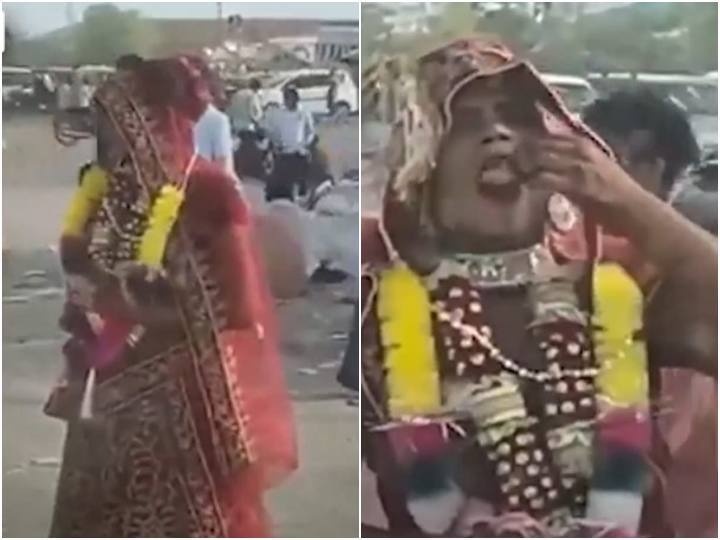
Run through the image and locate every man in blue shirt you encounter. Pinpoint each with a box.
[186,57,236,177]
[194,102,235,175]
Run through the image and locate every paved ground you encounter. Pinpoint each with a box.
[1,333,358,538]
[2,113,359,537]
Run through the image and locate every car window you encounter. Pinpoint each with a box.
[291,74,332,89]
[3,72,33,87]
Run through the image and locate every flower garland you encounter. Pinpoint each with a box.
[136,153,197,268]
[62,164,109,236]
[137,184,184,268]
[377,263,441,418]
[376,260,651,533]
[63,155,196,269]
[586,262,650,533]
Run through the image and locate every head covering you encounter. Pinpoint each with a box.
[94,56,209,185]
[181,54,226,108]
[375,37,613,263]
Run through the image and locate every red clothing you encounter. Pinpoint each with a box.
[602,233,717,537]
[49,60,296,537]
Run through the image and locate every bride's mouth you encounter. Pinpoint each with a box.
[476,158,523,199]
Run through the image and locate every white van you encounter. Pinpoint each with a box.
[260,68,358,117]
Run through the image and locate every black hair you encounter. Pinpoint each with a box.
[249,78,261,91]
[583,89,700,194]
[115,54,144,71]
[283,85,299,101]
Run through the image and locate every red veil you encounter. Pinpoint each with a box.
[52,57,296,537]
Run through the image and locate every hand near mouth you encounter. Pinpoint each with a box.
[523,134,639,214]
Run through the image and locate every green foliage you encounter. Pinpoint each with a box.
[9,3,157,67]
[74,4,155,65]
[437,3,477,39]
[361,3,392,63]
[475,6,538,50]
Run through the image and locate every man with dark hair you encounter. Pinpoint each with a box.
[228,77,265,178]
[584,89,717,537]
[229,77,263,133]
[583,89,700,199]
[265,85,315,201]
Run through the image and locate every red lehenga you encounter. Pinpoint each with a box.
[46,58,296,537]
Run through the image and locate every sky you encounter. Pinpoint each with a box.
[4,2,359,37]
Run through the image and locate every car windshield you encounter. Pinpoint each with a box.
[2,71,33,88]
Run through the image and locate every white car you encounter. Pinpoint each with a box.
[2,66,33,105]
[260,68,358,117]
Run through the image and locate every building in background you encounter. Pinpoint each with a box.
[316,20,359,63]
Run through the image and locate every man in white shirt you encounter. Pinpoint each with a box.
[228,78,266,179]
[265,85,315,201]
[228,78,263,134]
[56,76,72,111]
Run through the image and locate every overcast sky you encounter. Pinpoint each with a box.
[4,2,359,37]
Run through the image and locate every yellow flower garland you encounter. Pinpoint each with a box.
[592,262,648,408]
[376,261,649,420]
[62,163,185,270]
[377,263,441,418]
[62,165,108,236]
[137,184,184,268]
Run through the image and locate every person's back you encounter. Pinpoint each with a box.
[56,81,72,111]
[193,103,234,175]
[228,80,262,132]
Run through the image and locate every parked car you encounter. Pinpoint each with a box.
[260,68,358,117]
[587,72,718,116]
[541,74,598,113]
[2,66,34,108]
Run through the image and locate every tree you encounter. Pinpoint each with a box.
[437,3,477,40]
[361,3,392,61]
[475,5,538,52]
[74,4,155,65]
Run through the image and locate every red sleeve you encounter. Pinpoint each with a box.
[183,159,248,231]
